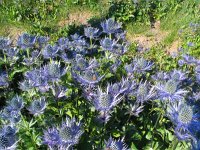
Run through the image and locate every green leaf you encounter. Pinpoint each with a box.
[146,132,152,140]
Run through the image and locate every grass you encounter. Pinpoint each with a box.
[125,22,151,35]
[0,0,199,51]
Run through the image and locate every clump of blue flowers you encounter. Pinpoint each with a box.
[1,17,200,150]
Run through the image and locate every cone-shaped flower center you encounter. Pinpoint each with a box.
[0,135,9,149]
[178,105,193,124]
[99,93,112,109]
[59,126,72,142]
[165,80,177,94]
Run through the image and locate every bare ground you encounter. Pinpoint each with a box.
[58,10,96,27]
[126,21,181,55]
[127,21,168,49]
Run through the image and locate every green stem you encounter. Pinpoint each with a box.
[151,112,162,148]
[90,37,93,48]
[109,33,112,39]
[171,137,179,150]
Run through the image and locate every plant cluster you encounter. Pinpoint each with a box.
[1,17,200,150]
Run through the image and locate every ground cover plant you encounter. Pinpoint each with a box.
[0,0,200,150]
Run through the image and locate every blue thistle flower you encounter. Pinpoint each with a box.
[110,60,121,73]
[27,97,47,116]
[151,71,169,82]
[111,43,128,55]
[57,37,70,51]
[43,127,61,148]
[1,125,17,138]
[187,42,194,47]
[125,57,153,74]
[3,47,19,59]
[178,59,185,67]
[170,70,188,82]
[25,68,49,92]
[0,37,11,50]
[58,117,83,146]
[19,79,34,91]
[84,27,99,39]
[0,125,18,149]
[9,95,24,112]
[44,61,67,82]
[167,101,200,141]
[1,107,21,124]
[73,55,98,71]
[70,33,82,41]
[108,83,121,96]
[0,133,17,150]
[115,31,127,40]
[182,54,197,65]
[42,44,59,59]
[0,72,9,87]
[100,37,116,51]
[23,50,41,66]
[72,70,104,85]
[93,86,123,112]
[74,56,89,71]
[82,85,97,101]
[119,78,136,94]
[108,78,136,97]
[132,81,156,103]
[155,79,188,101]
[51,84,68,99]
[17,33,36,49]
[126,103,144,117]
[104,137,129,150]
[101,18,122,34]
[37,36,49,48]
[60,50,76,63]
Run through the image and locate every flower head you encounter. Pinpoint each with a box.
[0,37,11,50]
[84,27,99,39]
[93,86,123,112]
[43,127,60,147]
[125,57,153,74]
[104,137,129,150]
[73,55,98,71]
[0,125,17,150]
[155,79,188,101]
[51,84,68,99]
[101,18,122,34]
[0,72,9,87]
[25,68,49,92]
[167,101,200,141]
[27,97,47,116]
[44,61,67,82]
[42,44,59,59]
[17,33,36,49]
[131,81,156,103]
[9,95,24,112]
[170,70,188,82]
[23,50,41,66]
[100,37,116,51]
[72,70,104,85]
[58,117,83,146]
[3,47,19,60]
[37,36,49,48]
[1,107,21,124]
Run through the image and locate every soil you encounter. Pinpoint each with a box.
[127,21,168,50]
[58,10,95,27]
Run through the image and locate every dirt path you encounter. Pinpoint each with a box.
[126,21,180,54]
